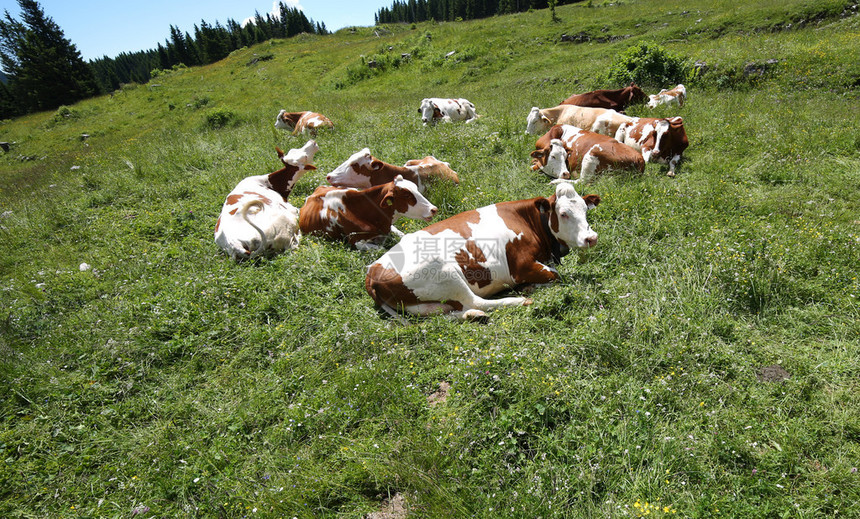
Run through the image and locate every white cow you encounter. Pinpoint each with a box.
[419,98,479,125]
[647,84,687,109]
[214,140,318,260]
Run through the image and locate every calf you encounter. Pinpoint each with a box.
[531,125,645,183]
[614,117,689,176]
[274,110,334,136]
[299,176,438,250]
[365,181,600,320]
[526,105,633,136]
[560,83,646,111]
[647,84,686,109]
[419,98,479,125]
[326,148,460,192]
[214,140,318,260]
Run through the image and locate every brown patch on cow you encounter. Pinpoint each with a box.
[455,239,493,288]
[582,194,601,208]
[366,492,410,519]
[267,163,302,199]
[226,193,244,205]
[229,208,238,215]
[560,83,645,111]
[366,263,422,309]
[300,183,399,246]
[757,365,790,383]
[214,217,221,233]
[427,381,451,407]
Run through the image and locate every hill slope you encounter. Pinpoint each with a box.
[1,0,859,516]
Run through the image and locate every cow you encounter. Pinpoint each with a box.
[530,125,645,183]
[274,110,334,136]
[326,148,460,193]
[214,140,318,260]
[526,105,633,136]
[419,98,479,125]
[560,83,646,111]
[647,84,687,109]
[614,117,689,176]
[299,175,438,250]
[365,181,601,321]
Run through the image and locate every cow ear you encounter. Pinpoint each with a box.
[275,146,285,158]
[530,149,546,159]
[370,159,384,170]
[542,115,551,124]
[534,197,551,214]
[304,164,317,171]
[670,116,684,125]
[582,194,601,210]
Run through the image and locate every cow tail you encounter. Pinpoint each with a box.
[240,199,268,257]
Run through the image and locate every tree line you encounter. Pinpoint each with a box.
[375,0,578,24]
[0,0,327,119]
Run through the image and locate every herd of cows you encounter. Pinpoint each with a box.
[213,83,689,320]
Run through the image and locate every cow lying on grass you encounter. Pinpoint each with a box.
[365,181,600,321]
[326,148,459,193]
[274,110,334,136]
[526,105,632,136]
[531,125,644,183]
[419,98,479,125]
[560,82,646,111]
[299,176,437,250]
[214,140,318,260]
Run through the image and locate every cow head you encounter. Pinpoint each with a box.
[526,107,552,135]
[274,109,295,130]
[278,139,319,167]
[403,156,461,185]
[326,148,384,188]
[384,175,438,222]
[419,98,442,125]
[530,139,571,180]
[546,180,599,251]
[627,83,647,105]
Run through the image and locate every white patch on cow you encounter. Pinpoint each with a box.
[551,181,598,250]
[542,139,571,180]
[392,177,437,222]
[283,139,319,166]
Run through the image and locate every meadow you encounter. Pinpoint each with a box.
[1,0,859,516]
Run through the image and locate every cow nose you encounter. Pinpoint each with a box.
[429,207,438,217]
[585,235,598,248]
[326,175,333,183]
[561,171,571,180]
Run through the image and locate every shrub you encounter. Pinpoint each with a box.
[607,41,689,87]
[204,108,237,129]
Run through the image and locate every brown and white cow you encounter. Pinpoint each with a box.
[299,176,438,250]
[647,84,686,109]
[419,98,479,125]
[560,83,646,111]
[614,117,689,176]
[274,110,334,136]
[526,105,633,136]
[365,181,600,320]
[326,148,460,193]
[531,125,645,183]
[214,140,318,260]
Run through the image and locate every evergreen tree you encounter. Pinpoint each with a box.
[0,0,98,113]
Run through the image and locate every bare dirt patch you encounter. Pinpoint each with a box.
[366,492,409,519]
[427,381,451,407]
[757,364,791,383]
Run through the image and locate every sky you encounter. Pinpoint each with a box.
[0,0,390,61]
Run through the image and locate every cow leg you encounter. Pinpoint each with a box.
[389,225,405,238]
[578,152,601,184]
[667,154,682,177]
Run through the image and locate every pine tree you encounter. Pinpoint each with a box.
[0,0,99,113]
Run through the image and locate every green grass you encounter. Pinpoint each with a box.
[1,0,859,516]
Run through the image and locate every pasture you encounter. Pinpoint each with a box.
[1,0,859,516]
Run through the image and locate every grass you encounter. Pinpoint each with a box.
[1,0,859,516]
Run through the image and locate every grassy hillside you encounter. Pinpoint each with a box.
[1,0,859,516]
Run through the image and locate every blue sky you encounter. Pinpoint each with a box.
[0,0,389,61]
